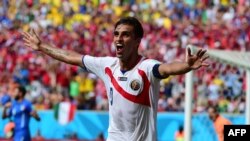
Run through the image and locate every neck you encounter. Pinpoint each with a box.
[17,97,24,102]
[119,54,141,71]
[213,114,220,121]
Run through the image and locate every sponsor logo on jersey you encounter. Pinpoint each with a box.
[118,77,127,81]
[130,79,141,91]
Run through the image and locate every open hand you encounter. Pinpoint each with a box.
[22,29,41,51]
[186,46,209,70]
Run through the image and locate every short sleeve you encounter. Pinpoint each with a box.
[82,55,114,79]
[141,59,163,80]
[152,64,166,79]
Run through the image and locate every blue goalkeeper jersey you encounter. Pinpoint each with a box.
[8,99,33,141]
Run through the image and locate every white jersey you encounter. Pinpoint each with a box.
[83,55,161,141]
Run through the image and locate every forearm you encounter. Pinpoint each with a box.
[39,43,83,66]
[159,62,191,76]
[2,107,9,119]
[33,114,41,121]
[31,111,41,121]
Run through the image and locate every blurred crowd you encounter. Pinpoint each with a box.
[0,0,249,114]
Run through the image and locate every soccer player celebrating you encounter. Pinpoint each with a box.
[22,17,209,141]
[2,85,41,141]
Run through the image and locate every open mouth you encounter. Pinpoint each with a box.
[116,43,123,53]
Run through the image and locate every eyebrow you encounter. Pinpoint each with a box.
[113,31,131,35]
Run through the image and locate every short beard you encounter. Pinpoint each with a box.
[14,96,20,100]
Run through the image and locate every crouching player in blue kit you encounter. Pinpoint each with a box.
[2,85,41,141]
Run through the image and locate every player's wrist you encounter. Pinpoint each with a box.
[184,61,191,67]
[185,62,193,71]
[36,40,43,52]
[37,40,42,47]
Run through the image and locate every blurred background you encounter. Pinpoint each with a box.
[0,0,249,141]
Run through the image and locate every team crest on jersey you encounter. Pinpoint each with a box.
[130,79,141,91]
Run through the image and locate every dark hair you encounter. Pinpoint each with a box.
[208,105,219,113]
[114,17,144,39]
[18,85,26,96]
[179,125,184,132]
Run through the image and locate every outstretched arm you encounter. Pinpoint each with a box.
[22,29,84,67]
[158,47,209,78]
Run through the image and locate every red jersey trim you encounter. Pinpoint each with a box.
[105,67,151,107]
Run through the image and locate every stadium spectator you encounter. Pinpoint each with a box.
[208,105,232,141]
[175,125,184,141]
